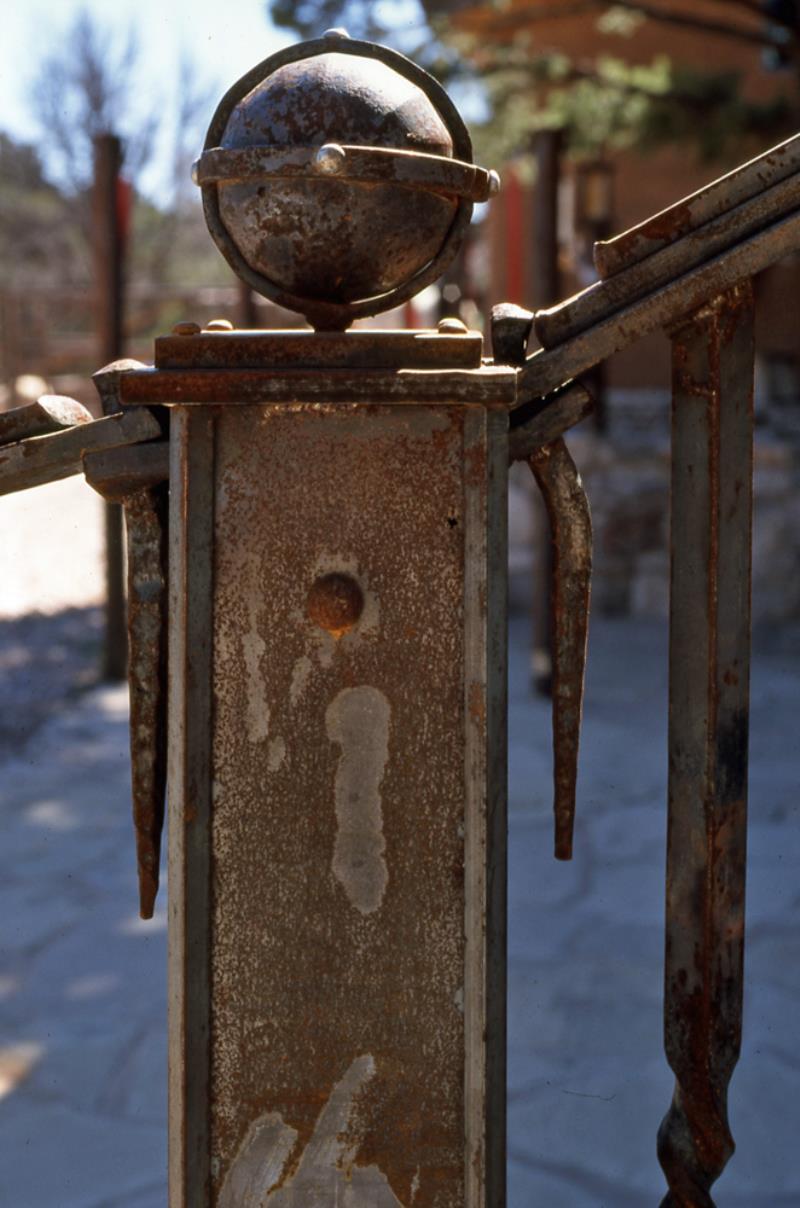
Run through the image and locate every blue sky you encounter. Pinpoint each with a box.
[0,0,291,193]
[0,0,474,200]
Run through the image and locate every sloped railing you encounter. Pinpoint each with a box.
[508,132,800,1206]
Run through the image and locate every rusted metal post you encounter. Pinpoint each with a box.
[93,133,128,681]
[530,130,562,694]
[531,130,562,310]
[237,280,259,329]
[156,349,510,1207]
[659,282,754,1206]
[149,32,511,1207]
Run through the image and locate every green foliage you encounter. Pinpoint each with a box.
[266,0,800,170]
[480,52,795,162]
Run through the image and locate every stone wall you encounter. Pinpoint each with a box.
[509,389,800,624]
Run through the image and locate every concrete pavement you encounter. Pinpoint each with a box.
[0,615,798,1205]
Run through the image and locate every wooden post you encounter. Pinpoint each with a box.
[93,133,128,681]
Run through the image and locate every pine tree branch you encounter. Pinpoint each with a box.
[703,0,792,28]
[611,0,785,47]
[478,0,786,50]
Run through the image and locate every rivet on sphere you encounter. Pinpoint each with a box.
[323,27,350,38]
[205,318,234,331]
[314,143,347,175]
[307,573,365,636]
[488,169,501,197]
[172,321,202,336]
[190,160,200,186]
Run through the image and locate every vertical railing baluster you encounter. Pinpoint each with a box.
[659,281,755,1206]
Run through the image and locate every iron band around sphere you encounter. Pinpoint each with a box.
[194,145,500,204]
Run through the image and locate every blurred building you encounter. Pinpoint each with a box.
[433,0,800,622]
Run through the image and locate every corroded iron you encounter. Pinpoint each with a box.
[521,201,800,402]
[594,129,800,277]
[0,395,92,446]
[118,362,517,407]
[168,396,508,1206]
[507,381,593,460]
[153,328,484,371]
[659,284,754,1206]
[537,170,800,349]
[491,302,592,862]
[527,440,592,860]
[124,481,169,920]
[84,440,170,920]
[196,32,496,329]
[0,406,162,496]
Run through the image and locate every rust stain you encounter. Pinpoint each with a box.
[468,681,486,727]
[209,404,468,1205]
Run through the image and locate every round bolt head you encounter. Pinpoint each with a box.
[307,572,364,637]
[191,160,200,186]
[488,169,501,196]
[438,316,468,334]
[205,318,234,331]
[172,321,202,336]
[323,27,350,38]
[314,143,347,175]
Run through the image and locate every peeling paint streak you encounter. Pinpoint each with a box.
[326,687,391,914]
[218,1114,298,1207]
[268,736,286,772]
[289,654,313,707]
[219,1055,404,1206]
[242,624,269,744]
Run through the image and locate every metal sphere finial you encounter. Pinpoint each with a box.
[195,36,498,329]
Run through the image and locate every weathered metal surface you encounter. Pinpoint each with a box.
[84,440,171,921]
[521,202,800,402]
[527,439,592,860]
[0,407,162,496]
[659,284,754,1206]
[197,143,496,202]
[463,406,508,1207]
[508,382,593,462]
[490,302,534,366]
[168,408,215,1207]
[92,362,155,685]
[155,329,484,372]
[92,358,149,416]
[82,440,170,503]
[167,400,507,1206]
[537,169,800,348]
[119,364,518,407]
[199,34,486,328]
[492,302,593,473]
[0,395,92,447]
[594,130,800,277]
[124,483,169,919]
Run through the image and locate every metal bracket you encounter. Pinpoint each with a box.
[492,303,593,859]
